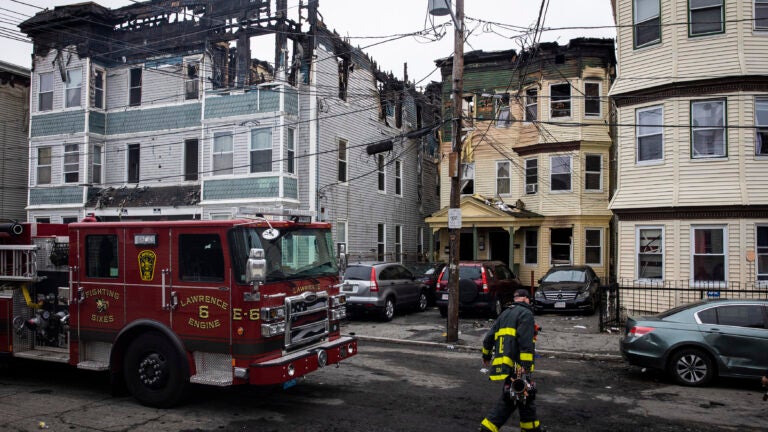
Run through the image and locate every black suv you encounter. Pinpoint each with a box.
[533,265,600,315]
[435,261,522,317]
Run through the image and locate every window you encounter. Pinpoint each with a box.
[378,154,386,192]
[550,83,571,118]
[38,72,53,111]
[337,220,348,255]
[585,228,602,265]
[636,105,664,162]
[285,128,295,174]
[637,227,663,279]
[585,154,602,191]
[129,67,142,106]
[64,144,79,183]
[395,160,402,196]
[692,226,726,282]
[757,0,768,30]
[496,161,511,195]
[37,147,51,185]
[691,99,726,158]
[585,82,601,117]
[634,0,661,48]
[550,155,572,192]
[184,139,199,181]
[35,217,51,224]
[62,216,79,224]
[756,98,768,156]
[551,228,572,264]
[127,144,140,183]
[92,144,102,184]
[213,132,233,176]
[93,69,104,109]
[395,225,402,263]
[377,224,386,261]
[338,56,349,101]
[525,230,538,265]
[496,105,511,128]
[64,68,82,108]
[86,235,118,278]
[338,139,348,182]
[700,305,766,328]
[525,158,538,194]
[525,88,538,122]
[179,234,224,282]
[461,162,474,195]
[250,128,272,173]
[689,0,724,36]
[757,226,768,281]
[185,61,200,100]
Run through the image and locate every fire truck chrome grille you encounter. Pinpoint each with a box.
[285,291,330,350]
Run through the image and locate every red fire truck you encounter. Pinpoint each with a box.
[0,208,356,407]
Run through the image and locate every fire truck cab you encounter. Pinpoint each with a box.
[0,208,356,407]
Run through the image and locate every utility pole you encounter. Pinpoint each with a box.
[429,0,464,342]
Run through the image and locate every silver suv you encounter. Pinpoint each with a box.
[342,262,428,321]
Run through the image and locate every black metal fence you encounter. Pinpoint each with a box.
[598,280,768,333]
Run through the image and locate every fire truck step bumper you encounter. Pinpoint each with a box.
[248,336,358,385]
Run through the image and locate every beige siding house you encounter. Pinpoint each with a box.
[426,39,616,285]
[609,0,768,305]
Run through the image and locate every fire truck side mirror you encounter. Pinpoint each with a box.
[245,248,267,283]
[337,243,347,274]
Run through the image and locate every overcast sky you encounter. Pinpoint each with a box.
[2,0,616,85]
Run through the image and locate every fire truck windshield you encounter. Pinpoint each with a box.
[229,227,339,283]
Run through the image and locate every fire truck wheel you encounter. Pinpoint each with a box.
[124,331,189,408]
[381,297,395,321]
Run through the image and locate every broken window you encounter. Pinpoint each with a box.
[93,68,105,109]
[585,82,601,117]
[756,97,768,156]
[496,161,511,195]
[129,68,142,106]
[185,61,200,100]
[338,56,349,101]
[184,139,199,181]
[39,72,53,111]
[550,83,571,118]
[460,162,474,195]
[691,99,726,158]
[525,88,538,122]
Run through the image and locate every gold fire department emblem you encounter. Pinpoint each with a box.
[138,250,157,281]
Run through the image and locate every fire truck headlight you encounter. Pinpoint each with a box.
[330,294,347,308]
[347,344,356,356]
[261,306,286,322]
[330,307,347,321]
[261,322,286,338]
[287,363,295,377]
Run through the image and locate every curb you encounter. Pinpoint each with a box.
[352,334,624,363]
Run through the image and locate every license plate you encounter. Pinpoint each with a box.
[555,301,566,308]
[342,284,355,292]
[441,293,448,300]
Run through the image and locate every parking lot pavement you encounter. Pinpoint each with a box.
[342,307,623,361]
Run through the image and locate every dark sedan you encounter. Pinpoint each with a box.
[410,262,446,305]
[533,265,600,315]
[620,299,768,386]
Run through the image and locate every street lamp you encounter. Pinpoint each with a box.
[429,0,464,342]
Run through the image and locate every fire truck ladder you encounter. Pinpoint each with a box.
[0,245,41,282]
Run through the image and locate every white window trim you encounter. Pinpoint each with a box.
[37,146,52,185]
[549,155,572,193]
[63,143,79,184]
[755,97,768,157]
[636,104,665,165]
[584,81,602,118]
[524,87,538,123]
[38,72,53,112]
[524,229,538,265]
[377,223,387,261]
[249,127,273,174]
[636,225,665,283]
[690,225,728,287]
[584,154,603,192]
[285,128,296,175]
[338,139,348,184]
[337,219,348,252]
[394,159,403,197]
[209,213,233,220]
[92,144,103,185]
[212,131,234,177]
[691,99,727,159]
[756,0,768,31]
[525,157,538,194]
[634,0,661,48]
[689,0,724,36]
[92,67,105,110]
[549,82,572,119]
[395,225,403,263]
[377,154,387,194]
[757,224,768,287]
[64,67,82,109]
[585,227,603,266]
[496,160,512,196]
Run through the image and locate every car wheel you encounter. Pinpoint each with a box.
[491,297,503,318]
[669,348,714,387]
[124,331,188,408]
[438,306,447,318]
[585,297,597,316]
[417,291,428,312]
[381,297,395,321]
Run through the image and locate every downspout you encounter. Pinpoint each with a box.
[83,57,91,221]
[309,53,318,219]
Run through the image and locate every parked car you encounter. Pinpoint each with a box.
[620,299,768,387]
[341,262,428,321]
[435,261,522,317]
[533,265,601,315]
[409,262,447,305]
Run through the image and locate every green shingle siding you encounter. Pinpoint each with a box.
[89,111,105,135]
[205,89,281,119]
[284,88,299,115]
[29,186,84,205]
[284,177,297,199]
[31,110,85,137]
[107,104,201,135]
[203,177,279,200]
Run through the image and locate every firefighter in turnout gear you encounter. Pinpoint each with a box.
[479,289,541,432]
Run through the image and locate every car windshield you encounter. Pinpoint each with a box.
[542,269,586,283]
[344,266,372,281]
[442,266,482,281]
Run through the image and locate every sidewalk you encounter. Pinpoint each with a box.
[341,307,624,362]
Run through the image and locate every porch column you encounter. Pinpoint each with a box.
[508,227,515,271]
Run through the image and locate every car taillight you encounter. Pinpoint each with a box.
[370,267,379,292]
[480,267,489,293]
[436,271,444,291]
[629,326,654,336]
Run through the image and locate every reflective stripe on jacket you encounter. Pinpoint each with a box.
[481,301,535,381]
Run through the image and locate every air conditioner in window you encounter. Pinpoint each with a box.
[526,184,537,194]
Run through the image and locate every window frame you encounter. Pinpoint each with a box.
[757,224,768,283]
[377,154,386,193]
[691,98,727,159]
[689,0,725,37]
[755,97,768,156]
[550,228,573,265]
[395,225,403,263]
[336,220,348,256]
[92,68,105,109]
[633,0,662,49]
[691,225,728,284]
[757,0,768,31]
[394,159,403,196]
[637,225,664,281]
[64,67,82,108]
[285,128,296,174]
[129,67,142,107]
[460,162,475,195]
[212,132,234,176]
[184,138,199,181]
[37,146,52,185]
[184,60,200,101]
[584,82,602,118]
[550,83,572,119]
[127,143,140,184]
[38,72,53,112]
[636,105,664,164]
[92,144,102,185]
[584,154,603,192]
[550,155,572,192]
[63,144,79,184]
[496,160,511,196]
[585,228,603,266]
[249,127,273,174]
[525,157,538,194]
[377,223,386,261]
[338,139,348,183]
[524,229,538,265]
[525,87,538,122]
